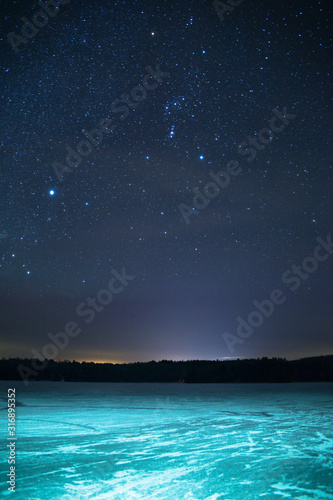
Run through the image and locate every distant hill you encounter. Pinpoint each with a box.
[1,355,333,383]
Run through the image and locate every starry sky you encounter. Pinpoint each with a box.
[0,0,332,364]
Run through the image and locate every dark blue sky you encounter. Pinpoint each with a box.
[0,0,332,363]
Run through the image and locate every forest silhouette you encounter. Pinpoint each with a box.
[1,355,332,383]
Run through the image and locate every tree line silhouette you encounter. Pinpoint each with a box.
[1,355,332,383]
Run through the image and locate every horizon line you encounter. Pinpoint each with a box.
[2,354,333,365]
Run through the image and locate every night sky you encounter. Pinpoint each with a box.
[0,0,332,364]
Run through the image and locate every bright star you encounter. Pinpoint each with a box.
[49,190,55,196]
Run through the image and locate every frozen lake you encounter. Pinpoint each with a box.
[1,381,333,499]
